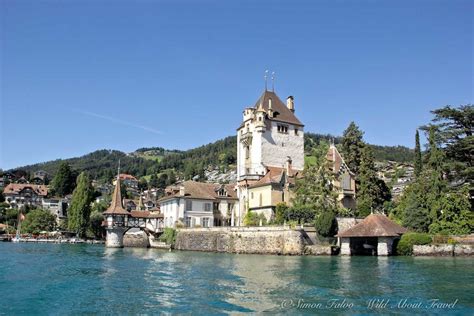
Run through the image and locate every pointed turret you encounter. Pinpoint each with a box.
[103,172,129,215]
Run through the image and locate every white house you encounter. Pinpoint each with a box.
[158,181,238,228]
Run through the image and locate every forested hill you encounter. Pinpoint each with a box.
[7,133,413,181]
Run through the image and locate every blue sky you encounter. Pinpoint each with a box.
[1,0,472,170]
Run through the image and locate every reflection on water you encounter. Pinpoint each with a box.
[1,243,473,315]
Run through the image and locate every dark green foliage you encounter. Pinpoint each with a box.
[396,232,432,256]
[243,211,267,226]
[293,141,339,222]
[89,211,105,239]
[274,202,289,224]
[68,172,94,237]
[357,146,391,216]
[0,189,4,203]
[315,211,338,237]
[422,105,473,187]
[400,183,431,232]
[159,228,177,246]
[341,122,365,175]
[50,162,77,197]
[414,130,422,177]
[22,209,56,234]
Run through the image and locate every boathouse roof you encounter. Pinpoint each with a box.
[336,214,407,238]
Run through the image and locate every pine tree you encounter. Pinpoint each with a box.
[51,162,77,197]
[356,145,380,217]
[68,172,94,238]
[414,130,422,177]
[341,122,365,175]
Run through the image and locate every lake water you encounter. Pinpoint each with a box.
[0,243,472,315]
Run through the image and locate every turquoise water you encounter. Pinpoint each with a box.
[0,243,472,315]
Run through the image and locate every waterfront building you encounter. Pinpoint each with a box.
[42,198,68,222]
[236,89,304,224]
[336,213,407,256]
[3,183,48,208]
[159,181,238,228]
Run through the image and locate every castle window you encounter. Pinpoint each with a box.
[295,128,299,135]
[277,125,288,134]
[245,146,250,159]
[282,143,285,147]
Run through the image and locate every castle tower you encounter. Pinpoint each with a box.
[236,90,304,225]
[103,169,130,247]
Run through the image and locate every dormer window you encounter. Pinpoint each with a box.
[217,188,227,197]
[277,124,289,134]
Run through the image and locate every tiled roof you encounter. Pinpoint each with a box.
[130,210,163,218]
[336,214,407,237]
[3,183,48,196]
[103,176,129,215]
[248,166,300,189]
[158,181,237,202]
[119,174,138,181]
[254,90,303,126]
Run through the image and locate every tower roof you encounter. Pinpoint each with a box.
[103,175,129,215]
[253,90,303,126]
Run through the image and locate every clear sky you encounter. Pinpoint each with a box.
[1,0,472,170]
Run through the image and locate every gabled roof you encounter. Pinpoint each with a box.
[158,181,237,202]
[253,90,303,127]
[103,176,129,215]
[327,144,354,176]
[336,214,407,237]
[3,183,48,196]
[248,166,300,189]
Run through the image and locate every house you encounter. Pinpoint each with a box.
[42,198,68,222]
[236,89,304,223]
[326,143,357,210]
[336,213,407,256]
[158,181,238,228]
[3,183,48,208]
[113,174,139,189]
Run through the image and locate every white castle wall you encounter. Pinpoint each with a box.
[261,122,304,170]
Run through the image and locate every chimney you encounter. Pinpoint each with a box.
[286,156,292,177]
[179,186,185,196]
[267,98,274,117]
[286,96,294,112]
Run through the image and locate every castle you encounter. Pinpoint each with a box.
[236,89,305,224]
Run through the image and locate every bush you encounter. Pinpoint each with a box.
[244,211,267,226]
[274,203,288,224]
[396,232,432,256]
[315,211,338,237]
[159,228,177,246]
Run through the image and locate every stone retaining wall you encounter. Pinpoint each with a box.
[413,244,474,256]
[175,227,304,255]
[123,231,149,248]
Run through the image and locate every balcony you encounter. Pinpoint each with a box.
[240,131,252,145]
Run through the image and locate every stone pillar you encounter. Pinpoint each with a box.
[377,237,391,256]
[105,227,128,248]
[340,238,351,256]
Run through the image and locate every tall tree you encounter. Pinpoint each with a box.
[414,130,422,177]
[68,172,94,237]
[341,122,365,175]
[357,145,381,217]
[423,105,473,187]
[22,209,56,234]
[292,141,339,223]
[51,162,77,197]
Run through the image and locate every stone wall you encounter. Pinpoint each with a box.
[413,244,474,256]
[123,231,149,248]
[175,227,304,255]
[336,217,363,233]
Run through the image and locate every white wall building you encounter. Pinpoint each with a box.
[159,181,238,228]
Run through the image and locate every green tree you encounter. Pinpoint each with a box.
[314,211,338,237]
[414,130,422,178]
[423,105,473,187]
[292,141,339,223]
[51,162,77,197]
[274,202,289,224]
[138,177,148,191]
[89,211,105,239]
[149,174,159,188]
[357,145,383,217]
[68,172,94,237]
[341,122,365,175]
[22,209,56,234]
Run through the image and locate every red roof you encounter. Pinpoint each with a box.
[3,183,48,196]
[248,166,300,189]
[337,214,407,237]
[119,174,138,181]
